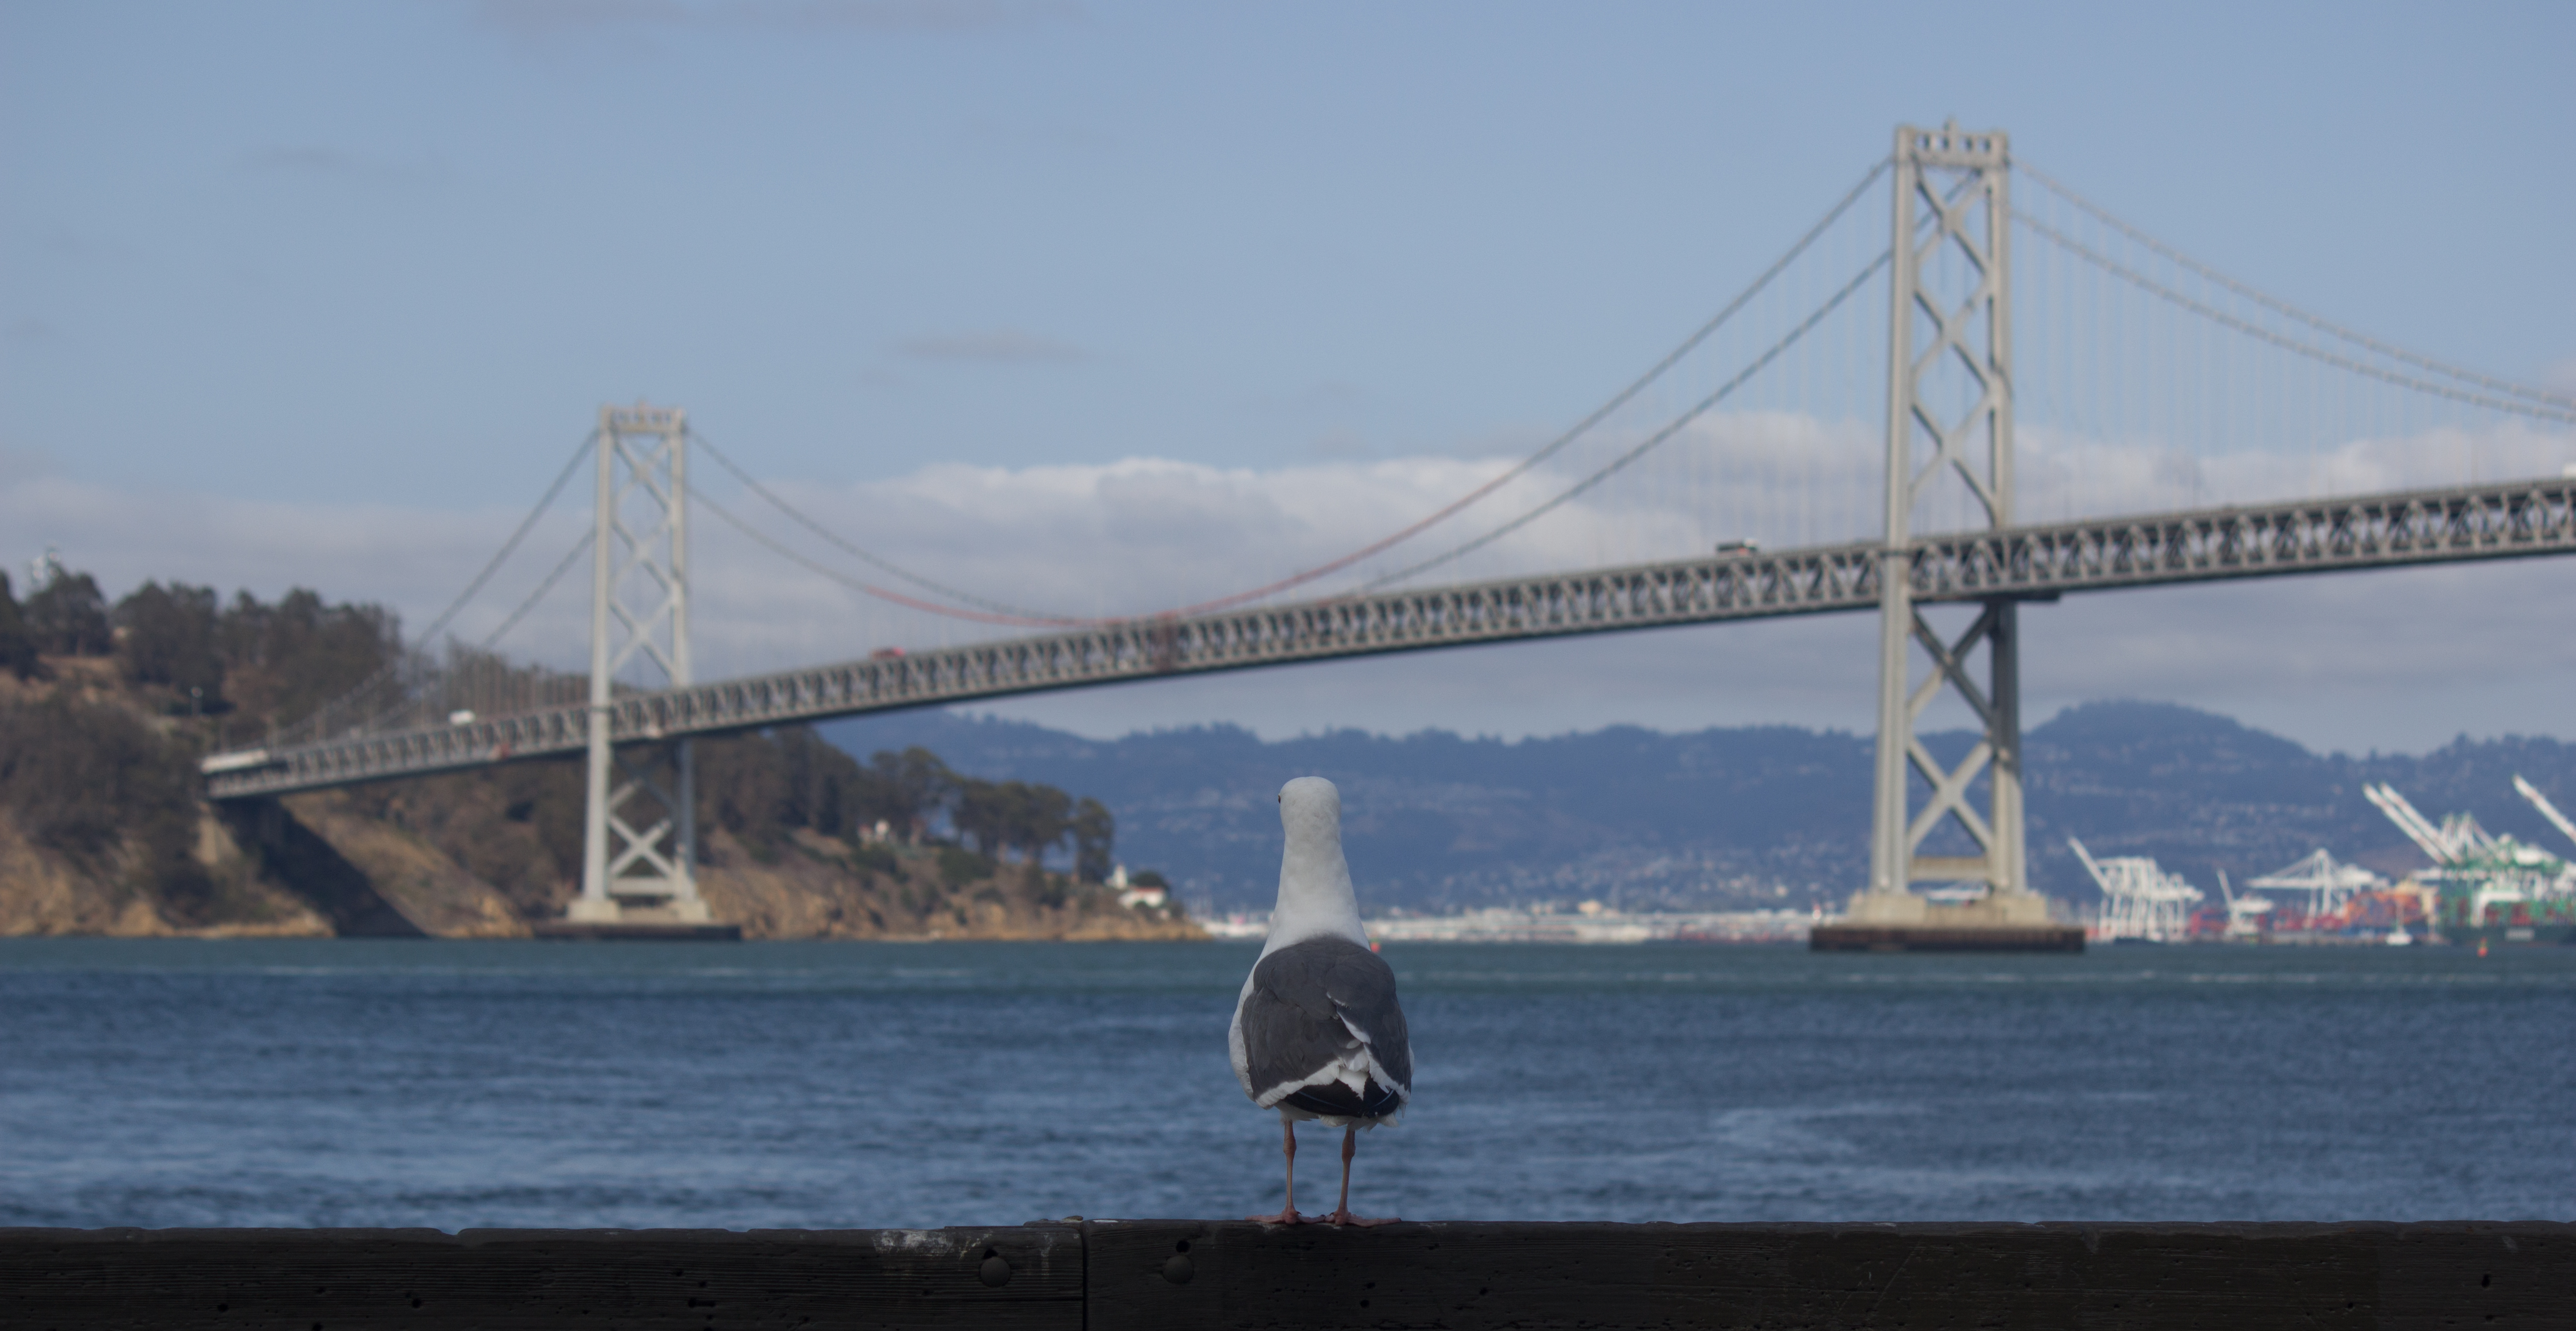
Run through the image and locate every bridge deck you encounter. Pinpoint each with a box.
[203,478,2575,800]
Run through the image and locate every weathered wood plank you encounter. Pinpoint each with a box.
[4,1222,2567,1330]
[0,1225,1083,1331]
[1081,1219,2574,1331]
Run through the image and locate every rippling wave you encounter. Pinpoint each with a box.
[3,939,2569,1228]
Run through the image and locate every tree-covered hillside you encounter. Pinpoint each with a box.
[0,566,1156,938]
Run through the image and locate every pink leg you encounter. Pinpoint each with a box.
[1318,1125,1398,1227]
[1245,1118,1303,1224]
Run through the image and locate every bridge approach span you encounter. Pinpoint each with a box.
[203,476,2575,801]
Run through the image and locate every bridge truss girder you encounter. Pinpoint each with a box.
[201,477,2576,802]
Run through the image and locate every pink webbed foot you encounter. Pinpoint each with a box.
[1245,1208,1305,1225]
[1313,1210,1399,1227]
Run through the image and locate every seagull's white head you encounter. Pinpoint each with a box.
[1266,776,1365,952]
[1278,775,1341,838]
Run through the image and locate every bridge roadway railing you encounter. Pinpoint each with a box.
[203,476,2575,800]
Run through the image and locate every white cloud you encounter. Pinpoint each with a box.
[5,411,2570,753]
[2013,418,2576,524]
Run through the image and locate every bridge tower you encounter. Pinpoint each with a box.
[566,403,710,925]
[1852,122,2052,931]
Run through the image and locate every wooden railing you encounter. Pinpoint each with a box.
[8,1219,2567,1328]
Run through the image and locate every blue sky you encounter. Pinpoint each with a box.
[4,1,2572,752]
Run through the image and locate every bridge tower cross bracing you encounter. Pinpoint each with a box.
[568,402,709,925]
[1857,122,2050,926]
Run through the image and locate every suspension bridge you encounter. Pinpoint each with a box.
[198,124,2576,932]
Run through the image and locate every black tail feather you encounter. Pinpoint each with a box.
[1282,1079,1403,1120]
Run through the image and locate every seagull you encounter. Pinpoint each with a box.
[1229,776,1412,1227]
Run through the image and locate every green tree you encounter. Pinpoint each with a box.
[1071,796,1116,882]
[215,588,399,733]
[867,747,955,843]
[0,573,38,680]
[952,777,1008,856]
[952,777,1079,864]
[0,696,209,905]
[23,569,112,656]
[690,725,879,861]
[1013,781,1074,864]
[696,732,794,862]
[773,727,864,838]
[117,581,228,708]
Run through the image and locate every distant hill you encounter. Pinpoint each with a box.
[821,702,2576,915]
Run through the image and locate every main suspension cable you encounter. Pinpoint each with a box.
[689,483,1093,628]
[265,432,597,744]
[2014,157,2576,413]
[1359,248,1893,591]
[691,429,1086,625]
[476,529,596,652]
[1136,155,1894,618]
[406,432,596,659]
[2015,209,2576,425]
[689,156,1895,627]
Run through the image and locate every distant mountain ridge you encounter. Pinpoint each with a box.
[820,703,2576,915]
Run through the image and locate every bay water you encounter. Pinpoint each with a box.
[2,938,2569,1229]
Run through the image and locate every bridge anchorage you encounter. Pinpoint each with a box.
[196,121,2576,944]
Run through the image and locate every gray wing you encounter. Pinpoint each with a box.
[1240,936,1412,1103]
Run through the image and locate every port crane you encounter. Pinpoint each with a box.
[2514,775,2576,854]
[2365,781,2576,940]
[2245,847,2384,922]
[2068,838,2202,943]
[2362,784,2492,866]
[2212,870,2273,939]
